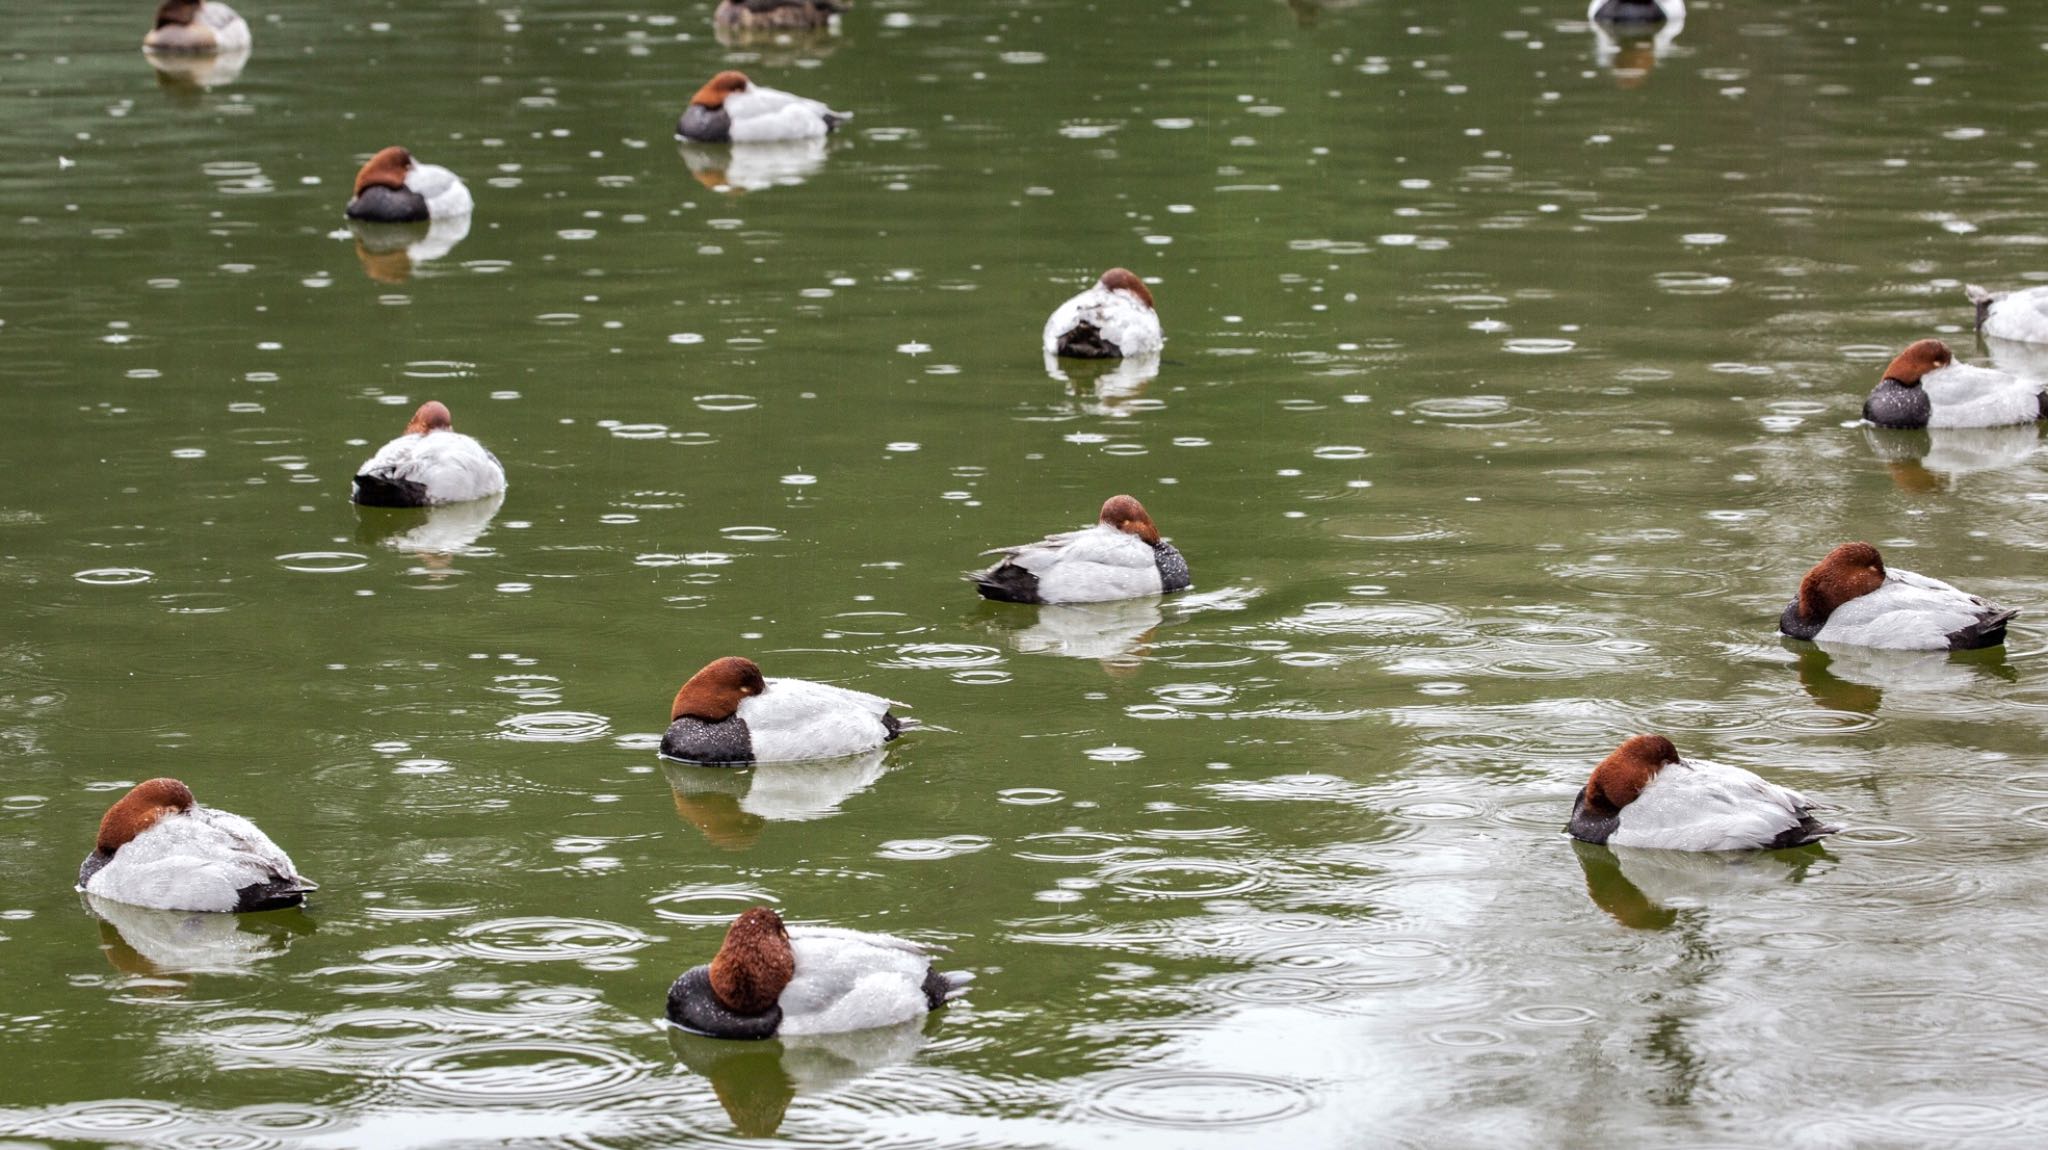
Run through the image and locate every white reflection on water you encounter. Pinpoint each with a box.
[677,138,831,194]
[348,214,475,284]
[661,750,890,849]
[86,893,305,977]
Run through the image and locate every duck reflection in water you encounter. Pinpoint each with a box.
[1791,641,2016,714]
[1863,424,2041,493]
[86,892,313,980]
[666,1016,930,1137]
[677,137,831,195]
[661,748,888,849]
[1572,838,1828,931]
[348,214,474,284]
[982,597,1164,673]
[1041,352,1159,419]
[354,490,505,570]
[1587,1,1686,88]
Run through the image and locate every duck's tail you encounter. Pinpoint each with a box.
[922,967,974,1009]
[965,563,1040,604]
[1965,283,1998,332]
[352,472,430,508]
[1947,608,2018,652]
[1768,812,1841,850]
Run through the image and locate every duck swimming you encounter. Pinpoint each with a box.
[667,906,970,1039]
[714,0,844,31]
[143,0,250,54]
[344,147,473,224]
[677,71,848,143]
[1966,283,2048,345]
[1042,268,1163,360]
[662,656,906,765]
[1862,338,2046,429]
[1566,735,1838,852]
[1778,541,2016,651]
[77,778,316,912]
[970,495,1191,605]
[351,400,507,508]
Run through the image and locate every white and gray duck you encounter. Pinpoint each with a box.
[1778,541,2016,651]
[1566,735,1838,852]
[677,70,848,143]
[1862,338,2047,430]
[667,906,971,1040]
[661,656,907,765]
[77,778,316,913]
[970,495,1191,605]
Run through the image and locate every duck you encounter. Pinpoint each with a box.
[343,147,473,224]
[77,778,316,912]
[666,906,970,1040]
[662,656,906,765]
[1966,283,2048,344]
[143,0,250,54]
[714,0,844,31]
[677,71,848,144]
[1043,268,1163,360]
[1862,338,2046,429]
[1566,735,1838,852]
[970,495,1191,605]
[1778,541,2016,651]
[1585,0,1683,24]
[351,400,507,508]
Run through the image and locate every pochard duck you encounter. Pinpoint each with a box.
[667,907,970,1039]
[971,495,1191,605]
[143,0,250,54]
[1863,338,2046,429]
[351,400,507,508]
[1778,541,2016,651]
[1567,735,1838,852]
[1043,268,1163,360]
[677,71,848,143]
[344,147,473,224]
[77,778,316,912]
[1585,0,1683,24]
[714,0,844,31]
[662,656,906,765]
[1967,283,2048,344]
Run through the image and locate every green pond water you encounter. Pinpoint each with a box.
[4,0,2048,1146]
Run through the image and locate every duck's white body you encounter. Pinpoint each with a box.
[144,1,250,53]
[1971,285,2048,344]
[353,429,506,506]
[740,678,899,762]
[80,806,307,913]
[726,84,844,142]
[1042,284,1163,359]
[1919,363,2045,429]
[402,162,474,219]
[777,927,955,1036]
[983,523,1175,604]
[1604,759,1826,852]
[1810,568,2010,650]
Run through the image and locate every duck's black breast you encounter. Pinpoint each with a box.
[1153,542,1192,594]
[678,104,732,143]
[1565,789,1620,845]
[1590,0,1673,22]
[1863,380,1932,429]
[666,965,782,1040]
[345,186,431,224]
[77,849,113,889]
[1778,600,1824,641]
[662,715,754,765]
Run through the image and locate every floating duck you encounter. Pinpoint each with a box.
[1778,541,2016,651]
[143,0,250,54]
[351,401,507,508]
[971,495,1191,605]
[1566,735,1838,852]
[1966,283,2048,345]
[344,147,473,224]
[666,906,971,1039]
[677,71,848,143]
[715,0,844,32]
[1043,268,1163,360]
[1862,338,2046,430]
[662,657,906,765]
[77,778,316,912]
